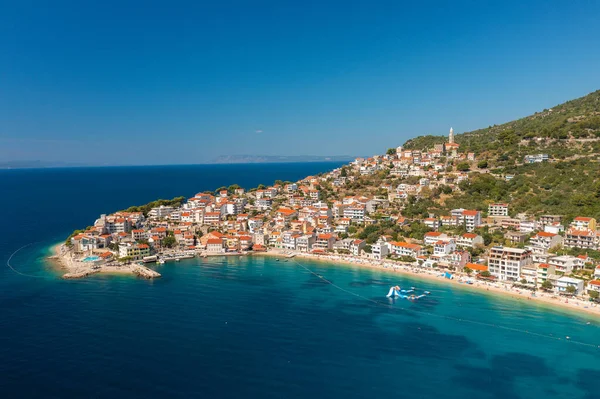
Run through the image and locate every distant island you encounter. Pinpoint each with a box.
[0,156,358,170]
[209,155,358,164]
[51,89,600,317]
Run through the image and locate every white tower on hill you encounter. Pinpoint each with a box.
[449,127,454,144]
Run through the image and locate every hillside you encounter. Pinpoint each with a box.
[404,89,600,168]
[401,89,600,220]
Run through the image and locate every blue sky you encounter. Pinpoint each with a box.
[1,0,600,165]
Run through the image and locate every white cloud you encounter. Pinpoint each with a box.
[255,130,263,133]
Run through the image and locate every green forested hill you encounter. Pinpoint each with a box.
[443,159,600,221]
[404,89,600,165]
[402,89,600,222]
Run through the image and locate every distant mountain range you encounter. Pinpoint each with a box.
[209,155,358,164]
[0,160,89,169]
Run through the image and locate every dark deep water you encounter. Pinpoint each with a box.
[1,163,599,399]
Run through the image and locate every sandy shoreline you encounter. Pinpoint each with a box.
[252,250,600,319]
[44,243,600,318]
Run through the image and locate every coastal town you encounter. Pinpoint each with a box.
[57,128,600,310]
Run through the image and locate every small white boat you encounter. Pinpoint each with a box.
[158,259,165,264]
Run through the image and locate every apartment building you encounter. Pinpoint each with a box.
[487,246,532,281]
[488,203,509,217]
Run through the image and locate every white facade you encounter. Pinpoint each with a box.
[556,277,584,295]
[488,203,508,217]
[487,246,532,282]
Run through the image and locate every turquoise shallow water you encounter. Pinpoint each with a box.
[1,164,600,398]
[2,251,600,399]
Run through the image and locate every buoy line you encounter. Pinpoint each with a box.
[6,242,47,279]
[289,257,599,349]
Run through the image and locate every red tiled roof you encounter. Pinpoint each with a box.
[467,263,488,272]
[536,231,557,237]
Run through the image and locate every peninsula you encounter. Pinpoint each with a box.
[54,90,600,315]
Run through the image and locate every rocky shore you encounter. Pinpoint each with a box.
[50,244,161,280]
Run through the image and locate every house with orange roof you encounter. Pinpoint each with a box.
[587,280,600,295]
[461,210,482,232]
[206,238,225,253]
[238,235,252,250]
[203,211,222,225]
[99,251,114,260]
[466,263,488,274]
[424,231,448,246]
[151,227,168,238]
[456,233,484,249]
[571,217,597,231]
[564,228,597,250]
[390,242,423,259]
[180,211,193,223]
[118,242,150,260]
[131,229,147,241]
[276,208,298,223]
[433,239,456,256]
[313,234,335,251]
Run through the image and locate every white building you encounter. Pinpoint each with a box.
[423,232,449,246]
[488,203,509,217]
[343,206,366,223]
[433,239,456,256]
[371,239,390,260]
[456,233,484,249]
[548,255,586,274]
[350,239,366,256]
[148,205,175,219]
[462,210,482,232]
[487,246,532,282]
[528,232,562,254]
[556,276,584,295]
[524,154,548,163]
[118,243,150,261]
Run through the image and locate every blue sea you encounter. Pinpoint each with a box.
[1,163,599,399]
